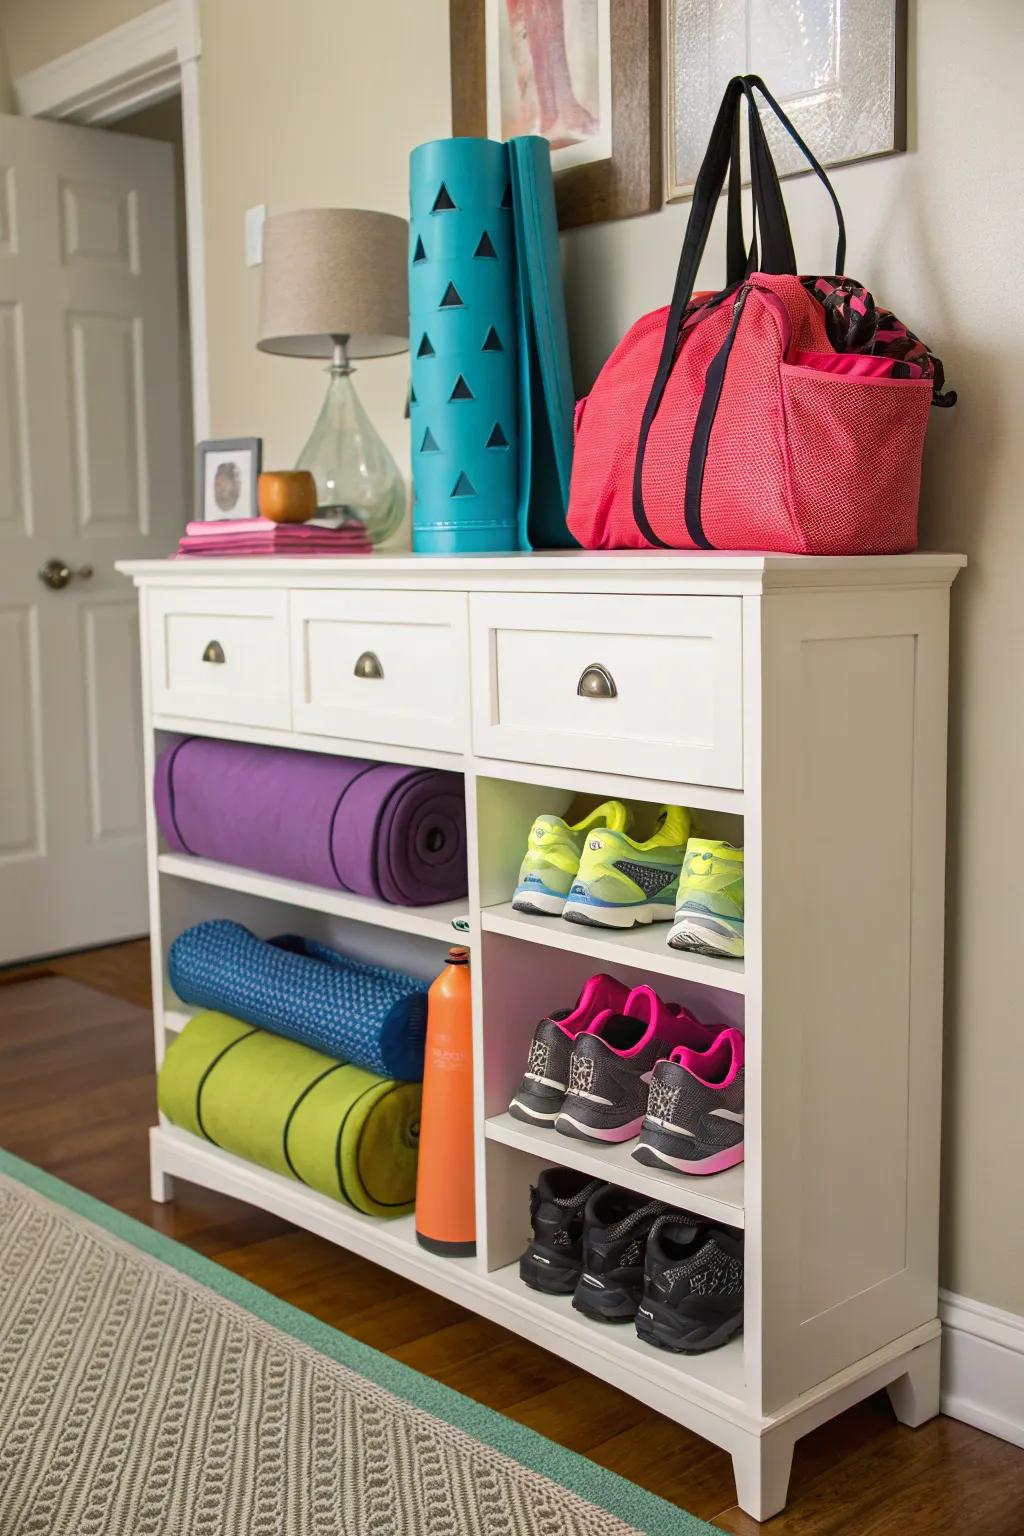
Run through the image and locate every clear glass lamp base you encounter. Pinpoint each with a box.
[295,360,406,546]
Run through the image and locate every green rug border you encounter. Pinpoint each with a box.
[0,1147,716,1536]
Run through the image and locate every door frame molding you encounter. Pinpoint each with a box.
[13,0,210,440]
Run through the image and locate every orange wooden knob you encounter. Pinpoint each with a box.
[257,470,318,523]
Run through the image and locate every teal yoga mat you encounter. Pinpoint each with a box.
[409,135,576,553]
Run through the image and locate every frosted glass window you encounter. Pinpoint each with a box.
[666,0,905,199]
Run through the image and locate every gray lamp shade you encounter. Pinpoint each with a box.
[257,208,409,360]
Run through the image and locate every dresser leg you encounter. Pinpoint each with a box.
[886,1335,941,1428]
[731,1424,795,1522]
[149,1142,173,1204]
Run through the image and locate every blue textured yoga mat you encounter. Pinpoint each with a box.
[168,920,429,1082]
[409,135,576,553]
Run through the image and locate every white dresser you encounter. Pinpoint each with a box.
[119,549,964,1520]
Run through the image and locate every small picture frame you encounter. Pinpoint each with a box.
[195,437,262,521]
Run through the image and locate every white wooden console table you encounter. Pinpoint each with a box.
[119,549,964,1520]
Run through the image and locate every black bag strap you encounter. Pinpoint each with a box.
[631,75,848,546]
[744,83,798,273]
[725,107,749,286]
[745,74,846,275]
[725,77,797,282]
[632,76,789,544]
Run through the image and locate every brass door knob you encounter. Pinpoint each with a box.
[38,558,94,590]
[577,663,617,699]
[202,640,226,664]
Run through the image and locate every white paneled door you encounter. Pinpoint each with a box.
[0,113,184,964]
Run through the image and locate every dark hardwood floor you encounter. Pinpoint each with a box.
[1,940,1022,1533]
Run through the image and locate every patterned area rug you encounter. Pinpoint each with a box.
[0,1151,712,1535]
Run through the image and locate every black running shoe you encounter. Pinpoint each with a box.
[572,1186,668,1322]
[519,1168,605,1295]
[635,1216,744,1354]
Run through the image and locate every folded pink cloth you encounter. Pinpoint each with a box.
[177,546,372,556]
[184,518,369,538]
[176,517,373,557]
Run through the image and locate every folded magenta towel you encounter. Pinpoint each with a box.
[177,518,372,556]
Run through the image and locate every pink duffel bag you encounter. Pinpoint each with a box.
[567,76,955,556]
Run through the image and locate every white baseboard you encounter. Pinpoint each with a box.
[939,1289,1024,1448]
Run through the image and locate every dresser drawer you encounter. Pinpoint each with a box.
[290,589,468,753]
[148,587,291,728]
[470,593,743,787]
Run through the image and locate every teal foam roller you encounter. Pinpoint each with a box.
[409,137,517,554]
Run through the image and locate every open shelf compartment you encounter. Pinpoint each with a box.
[484,1112,744,1228]
[158,852,470,945]
[481,901,742,990]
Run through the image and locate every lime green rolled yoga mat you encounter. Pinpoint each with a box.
[157,1012,421,1217]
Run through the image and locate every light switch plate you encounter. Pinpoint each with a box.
[245,204,266,267]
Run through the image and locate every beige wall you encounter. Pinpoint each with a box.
[561,0,1024,1314]
[195,0,1018,1313]
[0,0,152,78]
[1,0,1018,1317]
[197,0,451,508]
[0,17,13,113]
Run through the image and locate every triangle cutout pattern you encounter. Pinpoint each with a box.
[420,427,440,453]
[449,374,474,402]
[432,183,457,212]
[500,181,512,209]
[485,422,509,449]
[409,383,417,404]
[417,333,435,358]
[451,472,476,497]
[473,229,498,259]
[439,281,464,309]
[412,234,427,263]
[481,326,503,353]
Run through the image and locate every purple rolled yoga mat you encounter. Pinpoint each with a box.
[155,738,467,905]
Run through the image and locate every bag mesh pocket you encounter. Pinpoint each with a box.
[780,365,932,554]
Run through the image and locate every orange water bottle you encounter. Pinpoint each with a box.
[415,946,476,1256]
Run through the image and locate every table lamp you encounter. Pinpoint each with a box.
[257,208,409,544]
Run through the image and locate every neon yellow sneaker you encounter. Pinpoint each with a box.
[512,801,632,916]
[667,840,745,958]
[562,806,691,929]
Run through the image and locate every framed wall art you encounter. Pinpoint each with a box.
[449,0,661,229]
[665,0,907,201]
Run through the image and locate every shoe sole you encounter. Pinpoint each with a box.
[519,1247,579,1295]
[508,1096,561,1127]
[562,900,675,930]
[571,1277,639,1322]
[667,915,744,958]
[512,888,568,916]
[635,1300,743,1354]
[555,1109,645,1143]
[631,1138,745,1176]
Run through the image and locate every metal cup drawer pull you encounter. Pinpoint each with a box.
[577,663,617,699]
[354,650,384,680]
[202,640,225,664]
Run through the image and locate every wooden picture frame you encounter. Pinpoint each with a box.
[449,0,661,229]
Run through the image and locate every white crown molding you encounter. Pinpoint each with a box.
[939,1289,1024,1449]
[13,1,199,126]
